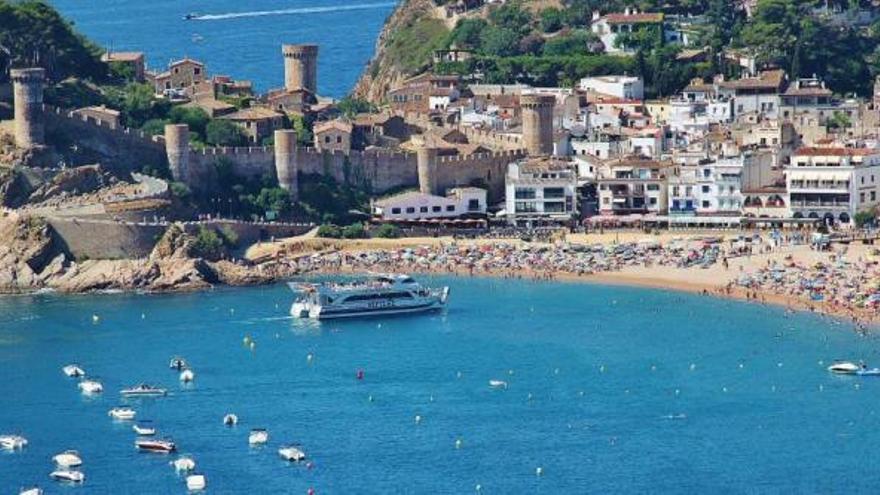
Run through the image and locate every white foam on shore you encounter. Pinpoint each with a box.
[192,2,396,21]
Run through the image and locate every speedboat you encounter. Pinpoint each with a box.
[133,421,156,436]
[186,474,206,491]
[180,369,195,382]
[108,406,137,420]
[0,434,28,450]
[183,13,200,21]
[121,383,167,397]
[278,445,306,462]
[169,357,188,370]
[489,379,508,389]
[78,379,103,394]
[52,450,82,467]
[173,455,196,472]
[290,274,449,319]
[248,428,269,445]
[62,364,85,378]
[49,470,84,483]
[136,438,176,453]
[828,361,861,375]
[223,413,238,426]
[19,486,42,495]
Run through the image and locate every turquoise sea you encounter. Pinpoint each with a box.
[50,0,397,98]
[1,277,880,493]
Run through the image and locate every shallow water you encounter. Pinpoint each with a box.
[1,277,879,493]
[50,0,395,97]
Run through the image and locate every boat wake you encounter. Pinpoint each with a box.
[190,2,396,21]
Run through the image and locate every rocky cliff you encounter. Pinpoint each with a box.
[353,0,448,103]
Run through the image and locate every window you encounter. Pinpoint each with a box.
[544,202,565,213]
[702,185,710,193]
[515,188,536,200]
[194,68,201,75]
[515,202,538,213]
[468,199,480,211]
[446,205,455,212]
[703,169,711,178]
[391,207,401,214]
[873,191,877,201]
[324,136,330,144]
[336,136,342,144]
[420,206,428,213]
[646,184,660,191]
[702,200,710,208]
[543,187,565,199]
[406,207,415,214]
[861,193,866,202]
[432,206,441,213]
[649,197,657,205]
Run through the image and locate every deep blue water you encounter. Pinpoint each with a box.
[2,277,880,493]
[50,0,397,97]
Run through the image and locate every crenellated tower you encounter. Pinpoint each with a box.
[282,44,319,94]
[11,68,46,149]
[520,93,555,156]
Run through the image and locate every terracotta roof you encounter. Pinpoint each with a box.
[794,147,879,157]
[220,107,283,121]
[375,191,452,207]
[602,13,664,24]
[101,51,143,62]
[314,119,353,134]
[170,57,205,68]
[782,86,832,97]
[719,70,785,91]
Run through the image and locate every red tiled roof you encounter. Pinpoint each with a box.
[794,147,879,157]
[603,13,664,24]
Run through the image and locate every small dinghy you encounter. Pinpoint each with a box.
[78,379,103,394]
[50,470,84,483]
[248,428,269,445]
[108,406,136,420]
[223,413,238,426]
[180,369,195,383]
[489,379,508,389]
[173,455,196,472]
[0,434,28,450]
[278,444,306,462]
[52,450,82,468]
[169,357,188,370]
[133,421,156,436]
[828,362,860,375]
[186,473,206,491]
[136,438,176,453]
[62,365,85,378]
[121,383,167,397]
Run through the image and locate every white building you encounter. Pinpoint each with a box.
[787,147,880,224]
[717,69,786,120]
[579,75,644,100]
[590,9,666,54]
[596,157,672,216]
[372,188,486,221]
[505,158,579,226]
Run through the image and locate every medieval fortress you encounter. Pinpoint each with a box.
[8,44,553,201]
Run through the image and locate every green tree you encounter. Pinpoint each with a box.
[168,106,210,139]
[374,224,401,239]
[205,120,247,147]
[141,118,170,136]
[854,210,876,228]
[539,8,564,33]
[480,26,521,57]
[191,227,225,260]
[316,224,342,238]
[448,18,487,50]
[341,222,366,239]
[336,96,375,118]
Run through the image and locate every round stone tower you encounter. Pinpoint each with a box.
[414,137,439,196]
[282,44,319,94]
[164,124,190,184]
[520,93,555,156]
[11,68,46,149]
[274,129,299,200]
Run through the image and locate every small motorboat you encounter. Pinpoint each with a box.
[52,450,82,467]
[489,379,508,389]
[133,421,156,436]
[0,434,27,450]
[78,379,103,394]
[828,362,861,375]
[183,13,200,21]
[278,444,306,462]
[248,428,269,445]
[121,383,167,397]
[136,438,176,453]
[223,413,238,426]
[49,470,84,483]
[62,364,85,378]
[108,406,137,420]
[173,455,196,472]
[19,486,42,495]
[186,474,206,491]
[180,369,195,382]
[169,357,188,370]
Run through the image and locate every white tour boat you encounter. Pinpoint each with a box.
[248,428,269,445]
[186,474,207,491]
[135,438,176,453]
[120,383,167,397]
[133,421,156,436]
[49,470,84,483]
[290,274,449,319]
[278,445,306,462]
[78,379,103,394]
[0,434,28,450]
[52,450,82,468]
[828,361,861,375]
[108,406,137,420]
[62,364,85,378]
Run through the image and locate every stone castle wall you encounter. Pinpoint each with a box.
[435,150,525,200]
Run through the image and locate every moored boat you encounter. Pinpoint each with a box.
[108,406,137,420]
[133,421,156,436]
[173,455,196,472]
[828,361,861,375]
[78,379,103,394]
[223,413,238,426]
[52,450,82,467]
[248,428,269,445]
[19,486,42,495]
[186,473,206,491]
[489,379,508,389]
[0,434,28,450]
[136,438,176,453]
[49,470,84,483]
[62,364,85,378]
[121,383,167,397]
[169,357,188,370]
[180,369,195,382]
[290,274,449,320]
[278,444,306,462]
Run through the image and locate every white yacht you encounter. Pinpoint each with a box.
[278,445,306,462]
[49,470,84,483]
[52,450,82,468]
[0,434,28,450]
[290,274,449,319]
[62,364,85,378]
[135,438,176,453]
[108,406,137,420]
[120,383,167,397]
[78,379,103,394]
[248,428,269,445]
[828,361,861,374]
